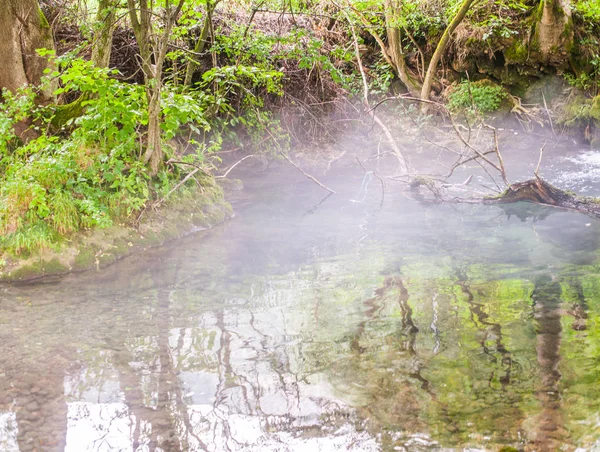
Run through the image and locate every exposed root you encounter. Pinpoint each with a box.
[481,179,600,219]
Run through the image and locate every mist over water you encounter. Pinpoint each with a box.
[2,131,600,451]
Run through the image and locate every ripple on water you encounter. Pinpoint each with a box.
[3,161,600,451]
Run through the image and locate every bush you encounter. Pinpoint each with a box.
[0,55,212,255]
[448,80,507,114]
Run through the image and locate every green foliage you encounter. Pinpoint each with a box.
[574,0,600,22]
[213,26,352,89]
[565,69,599,92]
[0,87,37,152]
[557,93,600,126]
[200,64,287,147]
[0,54,213,255]
[567,35,600,94]
[368,60,395,95]
[480,15,519,40]
[448,80,507,114]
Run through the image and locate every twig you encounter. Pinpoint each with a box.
[535,141,547,179]
[324,150,347,175]
[279,152,336,194]
[373,95,505,181]
[166,159,212,176]
[339,5,410,174]
[216,154,256,178]
[542,91,558,141]
[365,150,393,161]
[484,124,510,187]
[445,150,496,178]
[254,8,337,20]
[242,0,267,40]
[356,157,385,206]
[154,168,199,208]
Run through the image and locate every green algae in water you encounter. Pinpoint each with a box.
[2,166,600,451]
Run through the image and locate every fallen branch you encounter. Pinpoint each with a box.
[154,168,199,209]
[340,6,410,175]
[279,151,336,194]
[370,95,509,187]
[216,154,256,179]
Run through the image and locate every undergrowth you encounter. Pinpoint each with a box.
[0,50,284,256]
[448,80,507,114]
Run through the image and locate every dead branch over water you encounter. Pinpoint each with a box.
[339,4,410,176]
[354,94,600,220]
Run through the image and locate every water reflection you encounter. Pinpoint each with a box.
[2,166,600,451]
[529,276,564,451]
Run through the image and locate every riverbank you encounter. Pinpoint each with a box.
[2,0,600,282]
[0,183,232,283]
[2,145,600,450]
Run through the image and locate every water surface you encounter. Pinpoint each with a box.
[2,137,600,451]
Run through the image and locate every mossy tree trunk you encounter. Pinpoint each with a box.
[184,0,219,86]
[420,0,476,104]
[127,0,185,176]
[0,0,55,99]
[384,0,421,97]
[91,0,120,69]
[535,0,573,67]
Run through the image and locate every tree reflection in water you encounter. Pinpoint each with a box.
[2,174,600,450]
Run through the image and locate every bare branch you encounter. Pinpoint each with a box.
[535,141,547,179]
[216,154,256,179]
[279,152,336,194]
[338,5,410,174]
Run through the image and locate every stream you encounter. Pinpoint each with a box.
[2,132,600,451]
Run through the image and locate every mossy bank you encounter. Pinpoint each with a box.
[0,183,233,283]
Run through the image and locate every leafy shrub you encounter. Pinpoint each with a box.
[448,80,507,114]
[0,54,213,255]
[574,0,600,22]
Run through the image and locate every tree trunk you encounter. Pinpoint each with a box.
[420,0,476,104]
[384,0,421,97]
[91,0,120,68]
[184,2,214,86]
[145,88,163,175]
[0,0,55,99]
[128,0,184,176]
[536,0,572,67]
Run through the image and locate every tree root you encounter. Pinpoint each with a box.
[483,178,600,218]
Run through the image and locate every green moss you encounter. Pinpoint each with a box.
[535,0,545,20]
[465,37,480,48]
[504,41,529,64]
[6,264,43,282]
[50,96,86,130]
[43,258,69,274]
[97,251,119,267]
[551,0,566,17]
[562,17,574,45]
[5,258,68,281]
[73,245,100,270]
[557,93,593,126]
[38,7,50,29]
[590,95,600,121]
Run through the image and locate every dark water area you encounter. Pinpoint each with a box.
[2,134,600,451]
